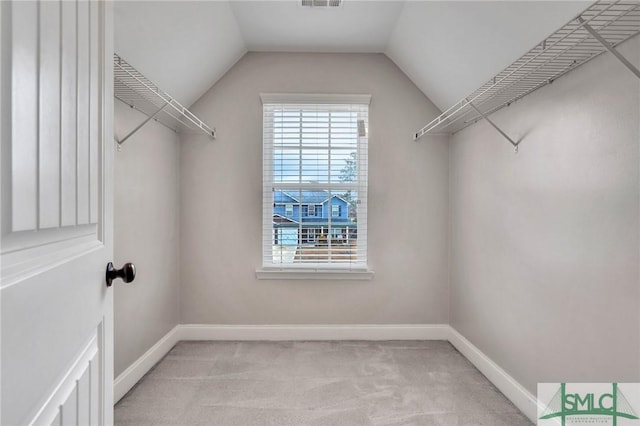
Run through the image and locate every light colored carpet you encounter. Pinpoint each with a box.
[115,340,532,426]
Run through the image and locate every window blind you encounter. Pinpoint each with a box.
[262,95,369,270]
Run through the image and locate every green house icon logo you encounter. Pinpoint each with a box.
[539,383,639,425]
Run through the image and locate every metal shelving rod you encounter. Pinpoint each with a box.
[413,0,640,144]
[467,101,519,150]
[580,17,640,78]
[116,103,169,145]
[114,53,216,145]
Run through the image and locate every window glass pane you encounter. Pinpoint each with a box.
[269,188,360,265]
[331,150,357,183]
[264,101,367,268]
[273,149,300,183]
[300,149,329,183]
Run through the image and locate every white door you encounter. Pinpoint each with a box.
[1,1,115,425]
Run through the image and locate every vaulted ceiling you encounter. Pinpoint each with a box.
[114,1,590,111]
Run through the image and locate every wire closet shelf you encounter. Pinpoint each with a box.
[114,53,216,142]
[414,0,640,140]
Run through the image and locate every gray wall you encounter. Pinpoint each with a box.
[449,35,640,394]
[180,52,449,324]
[114,102,181,377]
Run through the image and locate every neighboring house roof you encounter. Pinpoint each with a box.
[274,191,300,204]
[272,214,298,224]
[274,190,349,205]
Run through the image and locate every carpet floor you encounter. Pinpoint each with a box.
[115,340,532,426]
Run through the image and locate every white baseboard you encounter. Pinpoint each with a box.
[114,324,536,424]
[448,327,537,423]
[113,325,181,403]
[179,323,450,341]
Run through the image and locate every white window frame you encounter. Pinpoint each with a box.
[258,93,373,280]
[285,203,293,217]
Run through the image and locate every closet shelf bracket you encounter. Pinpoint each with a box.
[467,101,520,151]
[114,53,216,145]
[116,102,169,146]
[579,16,640,80]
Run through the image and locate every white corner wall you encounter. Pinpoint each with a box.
[113,102,181,377]
[179,52,450,325]
[449,35,640,395]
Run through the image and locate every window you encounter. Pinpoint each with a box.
[285,204,293,217]
[261,94,369,274]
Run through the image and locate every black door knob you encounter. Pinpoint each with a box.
[106,262,136,287]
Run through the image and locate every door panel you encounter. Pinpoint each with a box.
[2,251,108,425]
[3,0,101,248]
[60,0,78,228]
[1,1,114,425]
[77,0,90,226]
[89,1,100,225]
[29,325,102,426]
[10,0,38,232]
[38,0,61,230]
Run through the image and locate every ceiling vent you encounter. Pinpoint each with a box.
[300,0,343,8]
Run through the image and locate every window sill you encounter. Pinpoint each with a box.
[256,267,374,281]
